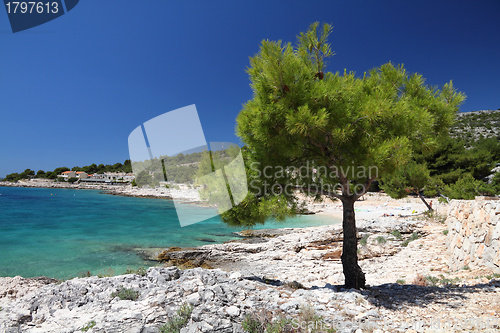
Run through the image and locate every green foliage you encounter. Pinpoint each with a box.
[485,273,500,280]
[80,320,96,332]
[242,315,261,333]
[111,286,139,301]
[125,267,147,276]
[359,234,370,246]
[380,160,430,199]
[391,230,402,240]
[396,279,406,285]
[132,151,206,188]
[442,173,483,199]
[443,229,449,235]
[450,110,500,146]
[424,274,460,287]
[4,172,20,182]
[135,170,154,187]
[4,169,36,182]
[401,232,419,247]
[284,281,306,290]
[376,236,386,244]
[359,234,369,246]
[79,270,92,278]
[4,160,133,182]
[97,268,115,278]
[229,21,464,230]
[67,177,79,183]
[242,305,336,333]
[159,304,193,333]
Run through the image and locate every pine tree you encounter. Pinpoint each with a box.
[225,22,465,289]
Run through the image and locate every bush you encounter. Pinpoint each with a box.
[442,174,483,199]
[97,268,115,278]
[242,306,336,333]
[125,267,147,276]
[160,303,193,333]
[80,320,96,332]
[376,236,386,244]
[79,270,92,278]
[111,287,139,301]
[391,230,402,240]
[359,234,369,246]
[402,232,419,247]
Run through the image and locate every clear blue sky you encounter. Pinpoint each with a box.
[1,0,499,177]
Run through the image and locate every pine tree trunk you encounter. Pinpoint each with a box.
[418,192,433,211]
[341,197,366,289]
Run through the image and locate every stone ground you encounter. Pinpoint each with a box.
[1,210,499,333]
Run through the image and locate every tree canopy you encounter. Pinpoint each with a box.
[223,22,465,288]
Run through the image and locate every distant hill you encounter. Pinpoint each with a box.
[450,109,500,145]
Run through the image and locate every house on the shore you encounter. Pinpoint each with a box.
[58,171,88,180]
[80,172,135,185]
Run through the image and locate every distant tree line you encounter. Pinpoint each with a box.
[380,135,500,201]
[3,160,133,182]
[131,147,238,187]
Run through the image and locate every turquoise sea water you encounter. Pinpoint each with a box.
[0,187,339,279]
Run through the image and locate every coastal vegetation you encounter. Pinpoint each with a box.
[110,286,140,301]
[80,320,96,332]
[242,305,337,333]
[221,22,465,289]
[3,160,133,182]
[159,303,194,333]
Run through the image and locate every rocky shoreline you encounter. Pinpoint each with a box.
[0,181,205,203]
[1,211,499,332]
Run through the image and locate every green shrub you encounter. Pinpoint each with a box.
[97,268,115,278]
[125,267,147,276]
[79,271,92,278]
[359,234,369,246]
[376,236,386,244]
[111,286,139,301]
[442,174,482,200]
[284,281,306,290]
[425,276,440,286]
[396,279,405,285]
[242,315,261,333]
[160,303,194,333]
[391,230,402,240]
[242,306,336,333]
[402,232,419,247]
[443,229,449,235]
[80,320,96,332]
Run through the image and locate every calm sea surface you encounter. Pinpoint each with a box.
[0,187,339,279]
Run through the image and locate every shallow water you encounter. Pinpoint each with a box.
[0,187,339,279]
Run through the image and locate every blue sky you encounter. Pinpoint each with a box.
[1,0,499,177]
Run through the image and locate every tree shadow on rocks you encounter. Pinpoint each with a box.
[360,279,500,310]
[309,279,500,311]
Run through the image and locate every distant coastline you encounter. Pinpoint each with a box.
[0,180,206,203]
